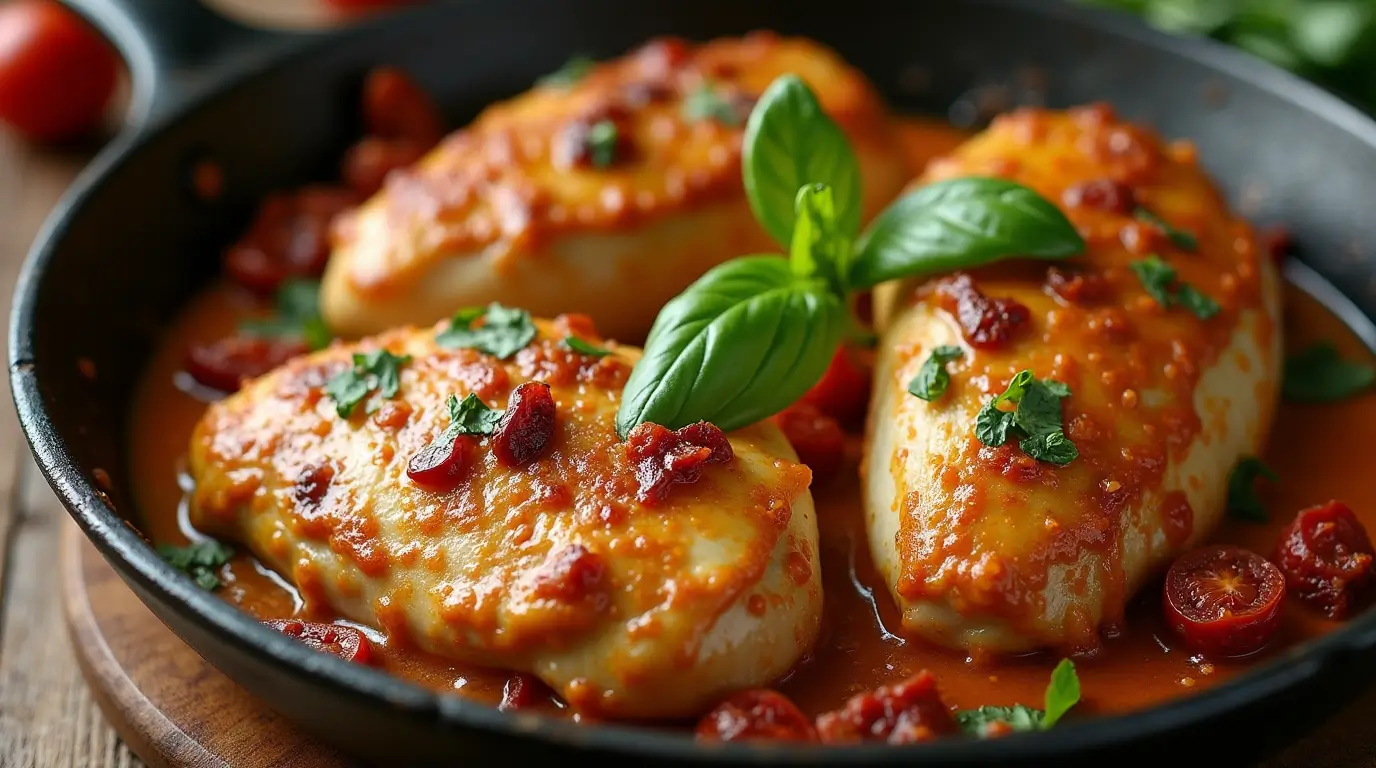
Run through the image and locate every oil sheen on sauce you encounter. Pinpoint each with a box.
[126,118,1376,722]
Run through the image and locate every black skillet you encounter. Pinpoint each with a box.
[12,0,1376,764]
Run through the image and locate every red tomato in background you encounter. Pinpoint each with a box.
[0,0,119,142]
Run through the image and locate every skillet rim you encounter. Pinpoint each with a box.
[12,0,1376,761]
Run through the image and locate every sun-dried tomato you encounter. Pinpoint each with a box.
[361,66,443,146]
[1045,265,1112,306]
[1062,178,1135,215]
[814,671,958,744]
[224,186,359,294]
[492,381,557,466]
[341,137,430,198]
[696,690,818,742]
[1274,500,1376,619]
[935,273,1031,349]
[774,402,845,485]
[185,336,308,392]
[531,543,606,603]
[625,421,733,505]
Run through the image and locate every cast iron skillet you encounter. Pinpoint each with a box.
[12,0,1376,764]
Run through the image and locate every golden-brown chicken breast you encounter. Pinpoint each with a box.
[865,105,1282,654]
[187,312,821,718]
[320,32,907,343]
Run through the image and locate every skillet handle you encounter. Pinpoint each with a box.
[59,0,308,131]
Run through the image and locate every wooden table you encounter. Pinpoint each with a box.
[1,6,1376,766]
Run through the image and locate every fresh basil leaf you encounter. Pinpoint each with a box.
[538,55,594,88]
[1227,455,1279,522]
[908,345,964,401]
[850,178,1085,291]
[742,74,861,249]
[324,349,412,418]
[975,370,1077,465]
[1042,658,1081,728]
[1129,256,1220,319]
[790,183,848,294]
[956,705,1045,737]
[158,540,234,591]
[587,119,619,168]
[1283,341,1376,402]
[562,336,611,357]
[437,302,538,359]
[683,81,743,126]
[1134,207,1198,251]
[615,255,847,437]
[239,278,333,351]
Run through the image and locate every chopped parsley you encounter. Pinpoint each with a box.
[324,349,412,418]
[562,336,611,358]
[682,81,742,126]
[587,119,619,168]
[956,659,1081,737]
[537,55,594,89]
[1129,256,1220,319]
[438,393,503,441]
[1135,206,1198,252]
[158,540,234,591]
[907,345,964,401]
[1227,456,1278,522]
[437,303,537,360]
[975,370,1079,465]
[1283,341,1376,402]
[238,279,332,351]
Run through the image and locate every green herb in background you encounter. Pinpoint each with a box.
[239,279,332,351]
[1080,1,1376,107]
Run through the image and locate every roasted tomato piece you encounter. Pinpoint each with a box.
[1164,545,1286,657]
[815,670,958,744]
[625,421,733,504]
[800,345,873,426]
[407,434,476,489]
[1274,500,1376,619]
[492,381,557,466]
[262,619,374,664]
[696,690,817,742]
[185,336,308,393]
[774,402,846,485]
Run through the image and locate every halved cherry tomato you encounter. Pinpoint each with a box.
[1274,500,1376,619]
[184,336,308,393]
[774,402,846,485]
[800,345,873,426]
[262,619,374,664]
[695,689,817,742]
[0,1,119,142]
[406,434,476,488]
[1163,545,1286,657]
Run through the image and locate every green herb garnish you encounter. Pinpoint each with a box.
[1134,206,1198,251]
[1283,341,1376,402]
[158,540,234,591]
[437,302,537,360]
[587,119,619,168]
[324,349,412,418]
[563,336,611,358]
[537,55,594,88]
[238,279,332,351]
[442,393,502,439]
[683,81,742,126]
[908,345,965,402]
[615,75,1085,438]
[1227,455,1278,522]
[956,658,1081,737]
[975,370,1079,465]
[1130,256,1220,319]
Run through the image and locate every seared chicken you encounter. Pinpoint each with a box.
[320,32,907,343]
[865,105,1282,654]
[187,315,821,718]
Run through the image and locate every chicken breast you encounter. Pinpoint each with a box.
[865,105,1282,655]
[320,32,907,343]
[187,313,821,718]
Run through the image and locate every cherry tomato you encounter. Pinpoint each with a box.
[814,670,957,744]
[262,619,374,664]
[406,434,475,488]
[1274,500,1376,619]
[695,690,817,742]
[0,0,118,142]
[1163,545,1286,657]
[800,345,872,426]
[185,336,308,393]
[774,402,846,485]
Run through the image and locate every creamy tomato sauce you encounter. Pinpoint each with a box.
[126,117,1376,722]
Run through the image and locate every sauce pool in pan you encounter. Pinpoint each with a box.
[125,118,1376,723]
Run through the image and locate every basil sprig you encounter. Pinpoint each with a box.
[1226,455,1278,522]
[614,74,1086,438]
[956,658,1081,737]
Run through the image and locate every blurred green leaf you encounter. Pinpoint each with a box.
[1292,1,1375,67]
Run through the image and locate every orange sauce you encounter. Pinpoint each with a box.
[126,117,1376,721]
